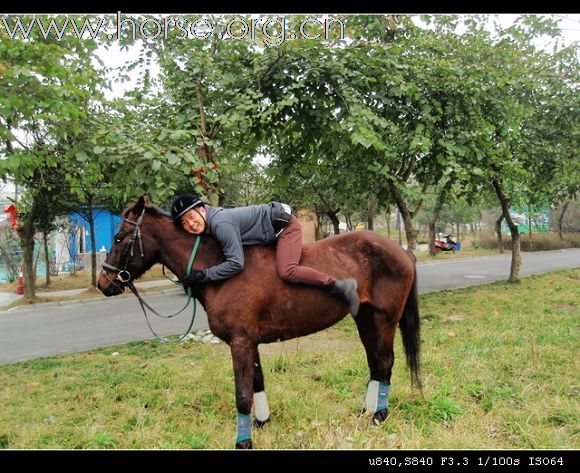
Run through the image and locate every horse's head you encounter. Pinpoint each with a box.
[97,195,159,297]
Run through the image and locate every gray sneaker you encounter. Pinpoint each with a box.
[330,279,360,316]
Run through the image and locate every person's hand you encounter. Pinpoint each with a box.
[182,269,206,288]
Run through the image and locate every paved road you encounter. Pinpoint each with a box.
[0,248,578,366]
[417,248,579,293]
[0,289,208,366]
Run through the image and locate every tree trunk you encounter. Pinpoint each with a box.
[388,181,418,254]
[195,82,220,205]
[68,226,78,275]
[386,207,391,238]
[43,232,51,287]
[88,208,97,288]
[345,213,353,231]
[470,222,476,247]
[527,213,534,251]
[557,201,570,240]
[402,211,419,253]
[428,222,436,256]
[428,188,447,256]
[367,198,374,231]
[396,209,402,246]
[315,212,325,240]
[18,218,36,300]
[327,210,340,235]
[493,180,521,282]
[495,213,504,254]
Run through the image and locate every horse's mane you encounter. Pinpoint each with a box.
[122,202,172,220]
[146,204,172,219]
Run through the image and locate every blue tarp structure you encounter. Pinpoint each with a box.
[68,209,122,253]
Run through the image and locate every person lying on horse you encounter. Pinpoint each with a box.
[171,192,360,316]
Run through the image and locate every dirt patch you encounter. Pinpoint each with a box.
[258,327,359,356]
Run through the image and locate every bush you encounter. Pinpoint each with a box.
[479,232,580,252]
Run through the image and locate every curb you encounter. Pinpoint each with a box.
[1,287,184,312]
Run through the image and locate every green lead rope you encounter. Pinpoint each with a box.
[129,236,201,344]
[186,235,201,279]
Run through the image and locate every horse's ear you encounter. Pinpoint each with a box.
[132,195,148,216]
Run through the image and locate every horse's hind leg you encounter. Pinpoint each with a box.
[230,339,258,449]
[252,349,270,427]
[354,304,398,424]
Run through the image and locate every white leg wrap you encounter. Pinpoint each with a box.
[253,391,270,422]
[364,380,380,413]
[364,380,390,413]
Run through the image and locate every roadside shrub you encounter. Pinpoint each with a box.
[479,232,580,251]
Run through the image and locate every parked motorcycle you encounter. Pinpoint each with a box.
[434,234,456,253]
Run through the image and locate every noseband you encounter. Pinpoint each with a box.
[101,207,145,287]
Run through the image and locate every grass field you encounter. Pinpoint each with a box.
[0,269,578,449]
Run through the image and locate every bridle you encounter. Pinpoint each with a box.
[100,206,201,343]
[101,207,146,288]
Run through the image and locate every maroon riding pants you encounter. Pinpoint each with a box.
[275,216,335,287]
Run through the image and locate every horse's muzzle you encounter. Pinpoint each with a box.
[97,272,126,297]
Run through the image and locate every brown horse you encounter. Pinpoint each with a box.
[97,196,421,449]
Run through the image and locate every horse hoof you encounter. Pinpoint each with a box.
[373,409,389,424]
[254,418,270,429]
[235,439,253,449]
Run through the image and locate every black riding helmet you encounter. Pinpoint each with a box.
[171,193,204,223]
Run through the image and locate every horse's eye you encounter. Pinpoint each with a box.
[114,235,123,244]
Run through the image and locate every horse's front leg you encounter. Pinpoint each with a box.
[230,338,257,449]
[252,348,270,428]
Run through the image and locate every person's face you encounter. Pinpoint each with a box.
[180,207,206,235]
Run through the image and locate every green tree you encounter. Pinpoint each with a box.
[108,14,265,206]
[458,15,578,281]
[0,16,104,298]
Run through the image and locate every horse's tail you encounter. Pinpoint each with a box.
[399,263,421,389]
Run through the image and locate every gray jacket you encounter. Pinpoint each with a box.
[201,203,286,282]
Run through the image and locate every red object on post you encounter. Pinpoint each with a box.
[4,203,19,229]
[16,272,24,295]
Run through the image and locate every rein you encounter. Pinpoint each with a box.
[126,236,201,343]
[101,210,202,344]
